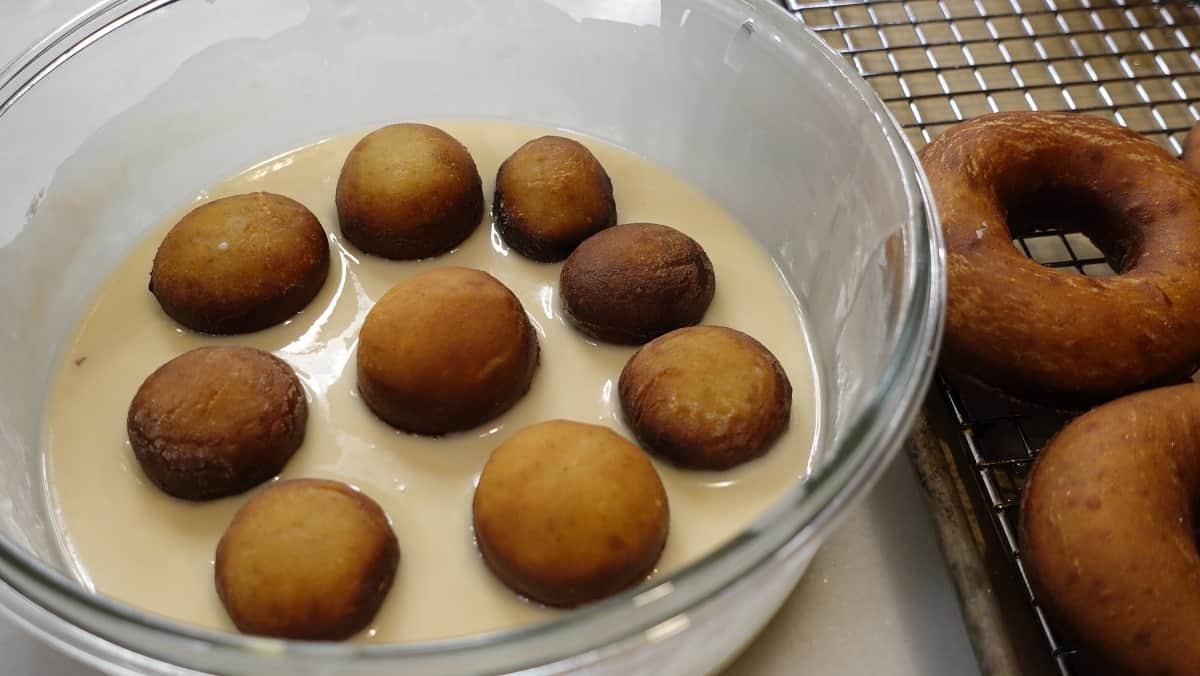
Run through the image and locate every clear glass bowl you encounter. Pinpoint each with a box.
[0,1,944,674]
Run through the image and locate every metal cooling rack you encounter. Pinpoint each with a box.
[781,0,1200,673]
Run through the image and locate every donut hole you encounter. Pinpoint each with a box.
[1006,186,1123,276]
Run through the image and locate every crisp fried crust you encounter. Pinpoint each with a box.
[920,111,1200,409]
[215,479,399,640]
[473,420,669,607]
[560,222,715,345]
[126,346,306,500]
[494,135,616,261]
[335,123,483,260]
[619,326,791,470]
[356,267,539,435]
[1021,382,1200,676]
[149,192,329,334]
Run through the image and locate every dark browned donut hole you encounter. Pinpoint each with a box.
[127,346,306,501]
[560,222,715,345]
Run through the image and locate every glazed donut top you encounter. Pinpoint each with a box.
[921,111,1200,408]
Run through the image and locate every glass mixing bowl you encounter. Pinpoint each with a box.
[0,1,944,674]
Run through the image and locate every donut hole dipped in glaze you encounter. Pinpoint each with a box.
[215,479,399,640]
[126,346,307,501]
[472,420,669,607]
[1020,382,1200,676]
[619,326,792,470]
[336,123,485,260]
[356,267,539,435]
[494,135,617,262]
[919,111,1200,409]
[149,192,330,334]
[559,223,716,345]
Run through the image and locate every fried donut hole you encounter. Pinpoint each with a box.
[472,420,669,607]
[126,346,306,501]
[356,267,539,435]
[494,136,617,261]
[560,223,715,344]
[215,479,399,640]
[336,123,484,260]
[149,192,330,334]
[620,326,791,470]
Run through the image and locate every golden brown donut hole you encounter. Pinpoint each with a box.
[126,346,306,501]
[472,420,669,607]
[215,479,399,640]
[149,192,330,335]
[356,267,539,435]
[335,123,484,260]
[560,222,715,344]
[620,326,791,470]
[494,135,617,261]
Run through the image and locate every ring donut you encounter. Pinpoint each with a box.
[920,111,1200,408]
[1021,382,1200,676]
[1182,122,1200,176]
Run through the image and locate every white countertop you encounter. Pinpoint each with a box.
[0,3,981,674]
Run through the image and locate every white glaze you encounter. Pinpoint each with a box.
[42,120,817,642]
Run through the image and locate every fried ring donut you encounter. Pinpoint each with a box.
[1021,382,1200,676]
[920,111,1200,408]
[1182,121,1200,176]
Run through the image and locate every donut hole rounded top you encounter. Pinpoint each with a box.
[559,222,716,345]
[618,326,792,470]
[472,420,668,607]
[215,478,399,640]
[335,123,484,260]
[356,266,539,435]
[149,192,330,335]
[494,135,617,262]
[126,346,307,501]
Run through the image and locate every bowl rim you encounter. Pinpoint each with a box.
[0,0,946,672]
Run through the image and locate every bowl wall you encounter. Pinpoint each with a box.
[0,1,941,673]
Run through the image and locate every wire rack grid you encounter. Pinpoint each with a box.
[780,0,1200,673]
